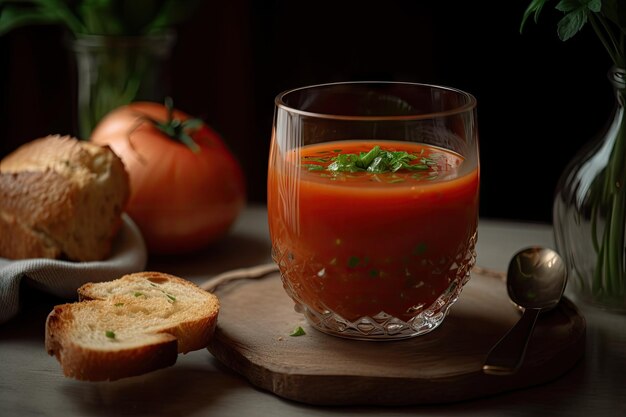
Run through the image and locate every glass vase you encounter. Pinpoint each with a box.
[553,66,626,313]
[68,31,176,139]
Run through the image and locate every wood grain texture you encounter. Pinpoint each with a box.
[208,272,586,406]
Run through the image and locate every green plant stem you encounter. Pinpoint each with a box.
[593,90,626,300]
[589,13,624,68]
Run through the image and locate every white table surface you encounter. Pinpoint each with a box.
[1,205,625,416]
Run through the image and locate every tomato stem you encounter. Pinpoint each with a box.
[152,97,202,153]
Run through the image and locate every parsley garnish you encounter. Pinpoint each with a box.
[327,145,435,174]
[290,326,306,337]
[105,330,116,339]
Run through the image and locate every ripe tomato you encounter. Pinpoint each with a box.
[91,101,246,255]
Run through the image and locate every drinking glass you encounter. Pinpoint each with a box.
[268,82,479,340]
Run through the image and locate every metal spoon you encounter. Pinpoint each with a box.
[482,246,568,375]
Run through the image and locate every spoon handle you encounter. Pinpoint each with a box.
[482,308,541,375]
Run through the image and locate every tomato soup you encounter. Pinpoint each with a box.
[268,140,479,322]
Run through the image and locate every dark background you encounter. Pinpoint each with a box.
[0,1,613,224]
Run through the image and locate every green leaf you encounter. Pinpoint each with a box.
[0,6,62,35]
[521,0,549,32]
[556,0,584,13]
[557,8,588,40]
[0,0,203,36]
[356,145,381,169]
[145,0,204,33]
[587,0,601,13]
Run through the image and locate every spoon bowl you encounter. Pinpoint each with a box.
[507,246,568,310]
[483,246,568,375]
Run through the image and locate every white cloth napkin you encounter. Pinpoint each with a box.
[0,215,147,324]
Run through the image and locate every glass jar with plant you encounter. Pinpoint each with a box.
[0,0,202,138]
[522,0,626,312]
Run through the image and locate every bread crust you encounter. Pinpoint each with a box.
[45,272,220,381]
[0,171,77,259]
[0,135,129,261]
[45,303,178,381]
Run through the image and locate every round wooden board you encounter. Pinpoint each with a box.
[207,272,586,406]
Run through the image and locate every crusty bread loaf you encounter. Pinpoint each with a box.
[45,272,220,381]
[0,135,129,261]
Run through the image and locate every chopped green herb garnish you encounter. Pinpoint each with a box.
[348,256,360,268]
[114,302,124,307]
[134,292,143,297]
[412,243,428,255]
[304,164,325,171]
[326,145,435,174]
[105,330,116,339]
[290,326,306,337]
[166,294,176,302]
[303,157,330,163]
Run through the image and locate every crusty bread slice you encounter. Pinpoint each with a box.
[45,272,220,381]
[0,135,129,261]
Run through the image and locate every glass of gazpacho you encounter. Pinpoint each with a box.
[268,82,479,340]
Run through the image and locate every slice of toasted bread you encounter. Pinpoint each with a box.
[45,272,219,381]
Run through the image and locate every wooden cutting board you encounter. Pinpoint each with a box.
[207,271,585,406]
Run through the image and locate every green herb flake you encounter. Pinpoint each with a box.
[114,302,124,307]
[134,292,143,297]
[303,157,329,163]
[369,268,380,278]
[166,294,177,302]
[413,243,428,256]
[105,330,116,339]
[290,326,306,337]
[347,256,360,268]
[304,164,325,171]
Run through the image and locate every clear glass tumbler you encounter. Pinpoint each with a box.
[268,82,480,340]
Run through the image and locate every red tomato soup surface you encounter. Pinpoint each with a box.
[268,140,479,321]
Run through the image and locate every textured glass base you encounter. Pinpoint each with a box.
[286,261,472,341]
[299,304,447,340]
[274,233,477,341]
